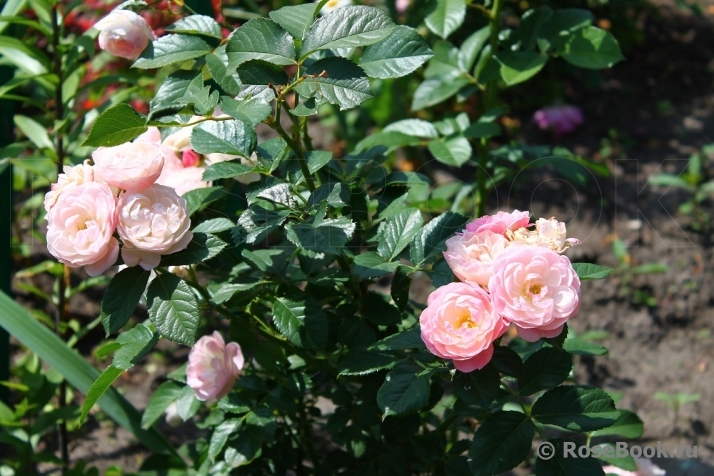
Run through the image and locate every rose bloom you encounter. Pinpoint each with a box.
[508,217,581,253]
[465,210,530,235]
[602,458,666,476]
[94,10,155,60]
[93,141,164,192]
[443,230,511,287]
[187,332,245,401]
[489,246,580,342]
[117,184,192,270]
[44,160,95,214]
[46,182,119,277]
[533,105,584,136]
[420,282,506,372]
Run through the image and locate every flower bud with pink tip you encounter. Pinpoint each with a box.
[94,10,155,60]
[187,332,245,402]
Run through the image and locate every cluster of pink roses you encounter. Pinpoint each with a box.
[420,210,582,373]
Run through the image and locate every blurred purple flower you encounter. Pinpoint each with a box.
[533,105,584,136]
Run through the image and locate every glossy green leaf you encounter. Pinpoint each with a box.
[383,119,438,138]
[165,15,222,38]
[428,136,472,166]
[202,160,256,181]
[237,60,290,86]
[226,18,295,66]
[359,26,433,79]
[191,120,257,158]
[518,347,573,396]
[134,34,212,69]
[468,411,534,476]
[518,6,554,51]
[80,365,123,423]
[234,205,291,244]
[411,77,470,110]
[13,115,53,150]
[209,418,243,462]
[141,381,183,429]
[591,410,644,439]
[535,438,605,476]
[82,104,147,147]
[149,70,203,116]
[147,274,199,346]
[494,51,548,86]
[159,232,227,266]
[269,3,320,40]
[539,8,594,51]
[377,360,432,418]
[425,0,466,39]
[205,53,242,96]
[307,182,351,208]
[453,365,500,409]
[338,350,401,376]
[113,324,159,371]
[101,266,151,336]
[300,5,395,58]
[561,26,624,69]
[286,217,355,255]
[377,208,423,261]
[390,267,411,312]
[219,96,271,126]
[410,212,467,264]
[183,186,228,216]
[532,386,620,432]
[572,263,612,280]
[294,57,373,110]
[352,252,400,280]
[272,297,328,349]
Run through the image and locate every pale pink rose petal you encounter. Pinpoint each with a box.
[465,210,531,235]
[93,142,164,192]
[187,332,244,402]
[94,10,156,60]
[453,345,495,372]
[84,237,120,277]
[444,230,512,286]
[121,246,161,270]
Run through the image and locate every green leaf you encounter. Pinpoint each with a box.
[113,324,159,371]
[469,412,534,475]
[572,263,612,280]
[561,26,624,69]
[377,208,423,261]
[219,96,271,126]
[428,136,472,166]
[82,104,147,147]
[411,77,470,110]
[101,266,151,336]
[459,26,490,70]
[80,365,124,423]
[591,410,644,439]
[288,150,333,183]
[176,386,200,420]
[307,182,351,208]
[362,291,401,326]
[183,186,227,216]
[463,121,501,139]
[0,291,179,457]
[593,443,636,472]
[191,120,257,158]
[205,53,241,96]
[149,70,203,117]
[202,160,256,181]
[377,360,432,418]
[491,345,524,378]
[272,297,328,349]
[211,279,262,304]
[141,381,183,429]
[269,3,320,40]
[369,326,425,351]
[234,205,290,244]
[453,364,500,410]
[390,267,411,312]
[209,418,243,462]
[159,232,227,266]
[301,5,395,58]
[562,337,608,356]
[13,115,53,150]
[539,8,594,51]
[518,347,573,396]
[294,57,373,110]
[427,258,453,287]
[410,212,467,264]
[518,6,554,51]
[147,274,199,346]
[359,26,433,79]
[383,119,439,138]
[534,438,605,476]
[338,350,402,376]
[134,34,212,69]
[494,51,548,86]
[226,18,295,66]
[237,59,289,86]
[352,252,400,280]
[531,386,620,432]
[425,0,466,39]
[246,178,294,207]
[165,15,222,39]
[285,217,356,255]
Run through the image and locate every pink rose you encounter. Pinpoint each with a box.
[187,332,245,402]
[182,149,200,168]
[465,210,530,235]
[117,184,192,270]
[93,10,156,61]
[488,246,580,342]
[508,217,581,253]
[443,230,511,287]
[533,105,584,136]
[46,182,119,277]
[93,142,164,192]
[155,153,210,197]
[420,282,506,372]
[44,160,95,214]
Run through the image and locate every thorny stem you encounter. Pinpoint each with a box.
[51,3,69,472]
[267,116,316,192]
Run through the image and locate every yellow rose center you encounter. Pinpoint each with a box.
[326,0,339,7]
[454,308,475,329]
[528,284,542,295]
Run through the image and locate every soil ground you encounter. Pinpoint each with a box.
[8,1,714,474]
